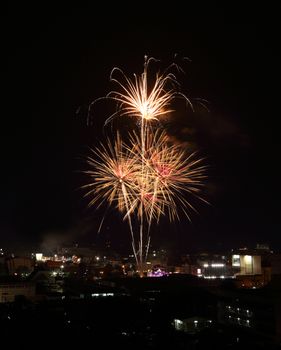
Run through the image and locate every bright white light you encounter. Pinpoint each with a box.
[194,320,198,324]
[220,275,225,279]
[211,263,224,267]
[60,265,64,269]
[174,319,183,325]
[197,268,201,274]
[92,293,114,297]
[232,255,240,266]
[244,255,252,264]
[35,253,43,261]
[203,263,209,268]
[95,256,100,261]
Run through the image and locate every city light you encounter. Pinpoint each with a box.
[244,255,252,264]
[35,253,43,261]
[232,255,240,267]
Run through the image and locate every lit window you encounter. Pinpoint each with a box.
[174,319,183,330]
[211,263,225,267]
[232,255,240,267]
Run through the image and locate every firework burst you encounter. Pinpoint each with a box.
[82,133,141,263]
[83,129,207,274]
[89,56,192,126]
[84,56,207,276]
[131,130,208,223]
[83,134,138,214]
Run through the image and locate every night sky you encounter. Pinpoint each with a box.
[1,4,280,253]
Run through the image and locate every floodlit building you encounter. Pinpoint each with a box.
[231,251,267,288]
[232,253,262,275]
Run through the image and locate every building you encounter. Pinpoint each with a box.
[231,249,275,288]
[195,253,234,279]
[0,280,36,302]
[215,279,281,345]
[173,316,213,334]
[232,254,262,275]
[6,257,34,276]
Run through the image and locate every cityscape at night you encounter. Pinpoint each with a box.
[1,3,281,348]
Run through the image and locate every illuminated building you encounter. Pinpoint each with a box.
[196,254,234,279]
[231,251,265,288]
[232,253,261,274]
[173,317,213,334]
[216,282,281,345]
[147,267,168,277]
[239,255,261,275]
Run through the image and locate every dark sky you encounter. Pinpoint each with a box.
[0,3,280,253]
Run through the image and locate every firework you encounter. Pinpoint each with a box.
[89,56,192,126]
[130,130,207,223]
[83,134,138,214]
[84,56,207,276]
[82,133,141,263]
[83,129,207,275]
